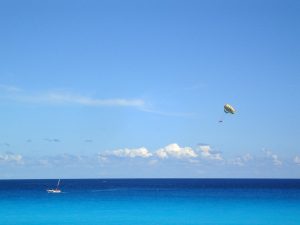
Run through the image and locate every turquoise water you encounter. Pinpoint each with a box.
[0,179,300,225]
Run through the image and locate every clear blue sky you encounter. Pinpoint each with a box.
[0,0,299,178]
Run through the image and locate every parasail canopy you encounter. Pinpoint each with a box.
[224,104,236,114]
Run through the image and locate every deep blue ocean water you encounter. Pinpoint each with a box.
[0,179,300,225]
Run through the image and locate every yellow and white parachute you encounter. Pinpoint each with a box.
[224,104,236,114]
[219,104,236,122]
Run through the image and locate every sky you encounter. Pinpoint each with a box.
[0,0,299,178]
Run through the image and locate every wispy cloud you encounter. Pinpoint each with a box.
[0,152,23,164]
[0,84,194,116]
[16,92,146,108]
[228,153,253,166]
[44,138,61,143]
[0,84,22,93]
[0,84,145,108]
[36,153,92,167]
[197,144,223,161]
[294,156,300,165]
[262,149,282,166]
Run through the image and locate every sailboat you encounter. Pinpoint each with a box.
[47,179,62,193]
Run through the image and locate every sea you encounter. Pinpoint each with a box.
[0,179,300,225]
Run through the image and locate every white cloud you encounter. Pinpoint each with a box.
[110,147,152,158]
[148,159,159,165]
[243,153,253,161]
[98,155,109,162]
[198,145,223,161]
[272,155,282,166]
[229,153,253,166]
[0,152,23,164]
[103,143,221,162]
[230,157,244,166]
[198,145,210,153]
[37,159,51,167]
[156,143,197,159]
[294,156,300,165]
[263,149,282,166]
[33,153,97,168]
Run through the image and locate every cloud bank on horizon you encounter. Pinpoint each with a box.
[1,143,299,179]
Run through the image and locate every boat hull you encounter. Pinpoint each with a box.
[47,189,61,193]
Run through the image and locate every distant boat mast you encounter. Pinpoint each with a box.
[56,179,60,190]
